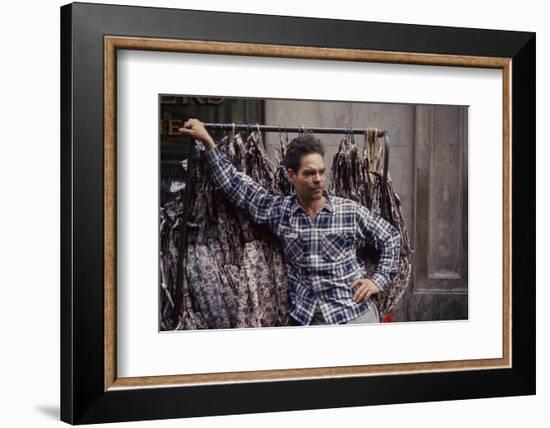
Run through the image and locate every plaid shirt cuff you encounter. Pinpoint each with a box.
[369,272,388,293]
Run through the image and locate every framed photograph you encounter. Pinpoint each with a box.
[60,2,535,424]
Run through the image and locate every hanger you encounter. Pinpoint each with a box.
[229,122,235,141]
[255,123,264,150]
[277,125,285,159]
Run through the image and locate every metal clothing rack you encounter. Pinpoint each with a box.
[204,123,388,137]
[173,123,391,324]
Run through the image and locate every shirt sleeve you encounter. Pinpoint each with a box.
[355,204,401,292]
[205,145,284,230]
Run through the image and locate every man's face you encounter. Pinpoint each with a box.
[287,153,326,202]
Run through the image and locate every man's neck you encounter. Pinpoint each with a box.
[298,194,326,219]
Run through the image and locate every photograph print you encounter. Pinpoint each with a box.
[159,95,468,331]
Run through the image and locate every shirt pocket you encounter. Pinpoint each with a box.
[284,231,306,263]
[321,232,354,262]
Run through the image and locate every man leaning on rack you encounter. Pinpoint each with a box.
[179,118,401,326]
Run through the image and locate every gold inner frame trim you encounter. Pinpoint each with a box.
[104,35,512,391]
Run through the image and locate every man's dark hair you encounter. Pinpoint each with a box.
[284,134,325,172]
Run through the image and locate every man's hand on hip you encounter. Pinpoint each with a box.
[351,278,381,304]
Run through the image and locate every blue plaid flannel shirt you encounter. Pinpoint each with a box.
[205,146,401,325]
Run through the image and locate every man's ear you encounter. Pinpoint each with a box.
[287,168,296,184]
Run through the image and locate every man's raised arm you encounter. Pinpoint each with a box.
[179,118,283,229]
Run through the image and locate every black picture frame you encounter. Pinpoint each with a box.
[60,2,535,424]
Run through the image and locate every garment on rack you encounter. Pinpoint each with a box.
[275,131,293,196]
[329,133,364,203]
[265,238,289,326]
[159,131,290,330]
[228,132,287,327]
[186,234,238,329]
[329,129,413,320]
[361,129,413,319]
[159,200,207,331]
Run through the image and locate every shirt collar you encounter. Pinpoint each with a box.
[291,190,333,215]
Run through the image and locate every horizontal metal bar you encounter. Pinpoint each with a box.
[203,123,388,137]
